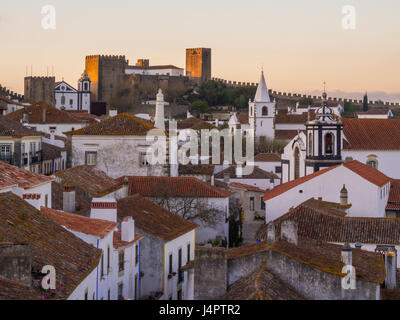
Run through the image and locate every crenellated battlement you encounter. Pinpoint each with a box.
[0,84,24,101]
[211,77,400,107]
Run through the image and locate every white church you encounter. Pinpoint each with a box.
[54,71,91,112]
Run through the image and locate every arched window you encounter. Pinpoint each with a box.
[325,133,334,155]
[262,106,268,116]
[308,133,313,156]
[294,147,300,179]
[250,107,253,116]
[84,82,88,91]
[367,155,378,169]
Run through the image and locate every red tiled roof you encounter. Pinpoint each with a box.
[358,108,391,115]
[65,113,157,136]
[256,201,400,245]
[275,113,311,124]
[41,207,117,238]
[254,153,281,163]
[343,119,400,150]
[117,194,198,242]
[0,192,102,300]
[0,115,42,137]
[274,130,302,141]
[179,164,215,176]
[227,242,268,260]
[0,161,54,190]
[119,176,231,198]
[6,102,92,124]
[229,182,265,193]
[270,238,385,284]
[215,166,279,180]
[55,165,122,197]
[387,179,400,211]
[263,161,390,201]
[237,114,249,125]
[113,231,143,249]
[175,117,218,131]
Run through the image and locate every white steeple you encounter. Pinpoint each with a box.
[155,89,165,131]
[254,71,270,103]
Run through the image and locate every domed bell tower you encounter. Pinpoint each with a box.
[305,85,343,175]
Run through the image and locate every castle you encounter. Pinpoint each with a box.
[186,48,212,84]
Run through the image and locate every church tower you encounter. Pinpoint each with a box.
[154,88,166,131]
[78,70,91,112]
[249,71,276,139]
[304,88,343,175]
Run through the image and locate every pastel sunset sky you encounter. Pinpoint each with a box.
[0,0,399,101]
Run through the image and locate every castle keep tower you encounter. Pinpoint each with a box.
[85,55,129,103]
[24,76,55,105]
[186,48,211,83]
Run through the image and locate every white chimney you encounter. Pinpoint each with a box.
[155,88,165,131]
[341,243,352,266]
[385,249,397,290]
[215,119,219,127]
[270,177,275,190]
[63,185,76,213]
[90,198,117,222]
[121,216,135,243]
[236,163,243,178]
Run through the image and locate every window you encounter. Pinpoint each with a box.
[134,275,138,300]
[92,292,95,300]
[275,166,282,174]
[262,106,268,116]
[69,99,73,106]
[84,83,89,91]
[108,289,110,300]
[119,251,125,273]
[118,283,123,300]
[135,244,139,266]
[140,153,150,167]
[107,247,110,274]
[169,254,173,275]
[61,96,65,105]
[178,249,183,283]
[250,197,255,211]
[101,254,104,277]
[261,196,266,210]
[0,145,11,162]
[325,133,334,155]
[294,147,300,180]
[187,244,191,262]
[45,194,48,208]
[85,151,97,166]
[308,133,313,156]
[84,289,88,300]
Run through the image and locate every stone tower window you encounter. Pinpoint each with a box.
[294,147,300,179]
[325,133,334,155]
[262,106,268,116]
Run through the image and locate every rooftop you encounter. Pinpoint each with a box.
[51,181,90,215]
[270,238,385,285]
[227,242,269,260]
[42,142,64,161]
[256,201,400,245]
[117,194,198,242]
[229,182,265,193]
[263,160,390,201]
[253,153,281,163]
[343,119,400,150]
[387,179,400,211]
[41,207,117,238]
[54,165,122,197]
[0,192,102,300]
[0,161,54,190]
[0,115,42,138]
[220,267,306,300]
[179,164,215,176]
[6,102,92,125]
[65,113,157,136]
[119,176,231,198]
[215,166,279,180]
[113,231,143,249]
[175,117,218,131]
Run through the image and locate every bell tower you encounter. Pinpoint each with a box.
[304,85,343,175]
[249,71,276,139]
[78,70,91,111]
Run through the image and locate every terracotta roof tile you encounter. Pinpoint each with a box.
[387,179,400,211]
[117,194,198,241]
[119,176,231,198]
[237,114,249,125]
[55,165,122,197]
[51,181,90,215]
[274,130,302,141]
[275,113,312,124]
[0,115,42,137]
[6,102,92,125]
[256,201,400,245]
[263,161,390,201]
[254,153,281,163]
[227,242,269,260]
[220,267,306,300]
[229,182,265,193]
[343,119,400,150]
[65,113,156,136]
[41,142,64,161]
[179,164,215,176]
[215,166,279,180]
[270,238,386,284]
[113,231,143,249]
[0,161,54,190]
[0,192,102,299]
[358,108,391,115]
[175,117,218,131]
[41,207,117,238]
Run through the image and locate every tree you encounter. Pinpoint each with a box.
[363,93,369,112]
[190,100,210,114]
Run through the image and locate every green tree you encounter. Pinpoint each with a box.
[363,93,369,112]
[190,100,210,113]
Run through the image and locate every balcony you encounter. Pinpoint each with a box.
[0,154,14,165]
[30,151,42,164]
